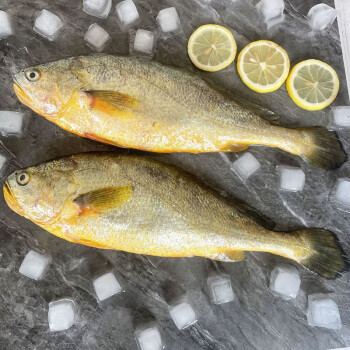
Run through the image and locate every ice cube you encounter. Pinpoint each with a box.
[84,23,110,52]
[169,301,197,330]
[207,274,235,304]
[133,29,156,56]
[307,294,342,329]
[266,13,285,29]
[48,299,76,332]
[307,4,337,31]
[19,250,50,281]
[333,178,350,209]
[269,265,300,300]
[135,325,163,350]
[230,152,261,180]
[278,166,305,192]
[0,155,6,171]
[33,9,64,41]
[116,0,140,30]
[83,0,112,19]
[0,111,24,135]
[156,7,181,35]
[0,11,13,39]
[332,106,350,128]
[93,272,123,301]
[256,0,284,22]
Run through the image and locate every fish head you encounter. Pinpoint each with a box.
[13,58,83,118]
[3,160,78,225]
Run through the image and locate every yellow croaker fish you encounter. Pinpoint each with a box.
[3,153,346,278]
[13,55,345,170]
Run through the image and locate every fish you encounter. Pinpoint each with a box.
[12,55,345,170]
[3,152,347,279]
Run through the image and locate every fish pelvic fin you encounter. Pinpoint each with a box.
[209,251,245,262]
[294,228,348,279]
[297,127,346,170]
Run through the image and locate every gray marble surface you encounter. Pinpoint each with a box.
[0,0,349,349]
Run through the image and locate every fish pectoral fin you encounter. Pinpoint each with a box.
[209,251,245,262]
[74,186,133,214]
[87,90,139,111]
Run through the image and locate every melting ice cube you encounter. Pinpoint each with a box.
[333,178,350,209]
[207,274,235,304]
[135,325,163,350]
[116,0,140,30]
[84,23,110,52]
[83,0,112,19]
[19,250,50,281]
[269,265,300,300]
[256,0,285,25]
[48,299,76,332]
[0,11,13,39]
[93,272,123,301]
[307,4,337,31]
[307,294,342,329]
[0,111,24,135]
[230,152,261,180]
[33,9,64,41]
[169,301,197,330]
[278,166,305,192]
[133,29,156,56]
[156,7,181,35]
[332,106,350,128]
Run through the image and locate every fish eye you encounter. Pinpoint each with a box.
[25,69,40,82]
[16,171,30,186]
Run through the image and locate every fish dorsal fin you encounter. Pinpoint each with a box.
[209,251,245,262]
[74,186,133,214]
[87,90,139,111]
[233,95,280,124]
[230,199,275,230]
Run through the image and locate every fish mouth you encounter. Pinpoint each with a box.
[13,80,32,108]
[3,182,25,216]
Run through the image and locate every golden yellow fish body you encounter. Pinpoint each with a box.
[13,55,345,169]
[3,153,346,278]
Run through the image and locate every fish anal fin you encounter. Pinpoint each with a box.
[225,144,249,152]
[87,90,139,111]
[209,251,245,262]
[84,132,116,146]
[74,186,133,215]
[76,238,109,249]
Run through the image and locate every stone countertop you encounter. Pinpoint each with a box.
[0,0,349,349]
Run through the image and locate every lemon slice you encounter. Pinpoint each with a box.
[188,24,237,72]
[237,40,290,93]
[286,59,339,111]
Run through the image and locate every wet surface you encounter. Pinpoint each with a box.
[0,0,349,349]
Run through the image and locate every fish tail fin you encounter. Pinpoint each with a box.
[296,126,346,170]
[293,228,348,279]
